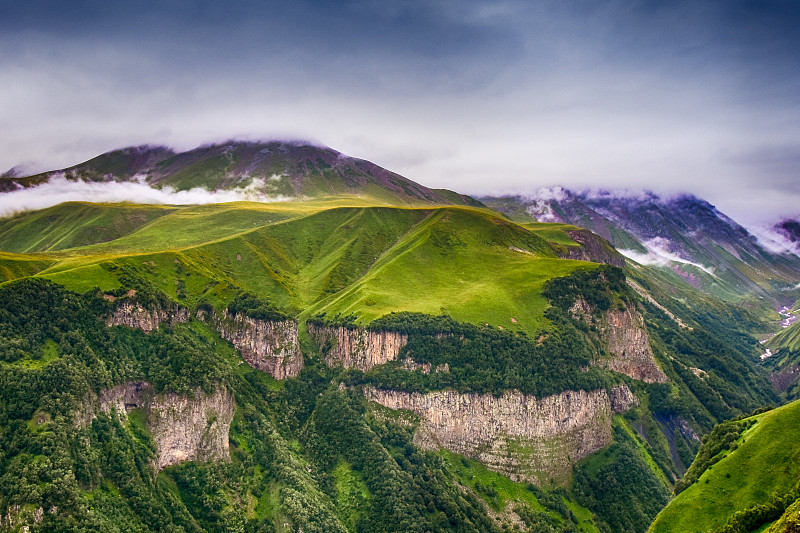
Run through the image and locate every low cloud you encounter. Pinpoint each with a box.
[619,237,716,275]
[747,223,800,256]
[0,175,289,218]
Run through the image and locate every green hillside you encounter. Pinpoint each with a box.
[649,400,800,533]
[767,321,800,354]
[764,320,800,400]
[0,202,176,253]
[0,201,589,335]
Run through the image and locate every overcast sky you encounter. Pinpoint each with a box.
[2,0,799,224]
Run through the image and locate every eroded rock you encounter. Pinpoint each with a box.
[82,381,234,470]
[106,301,189,332]
[365,384,636,485]
[309,324,408,371]
[215,311,303,380]
[604,304,669,383]
[570,298,668,384]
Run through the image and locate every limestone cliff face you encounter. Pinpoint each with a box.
[604,305,668,383]
[571,298,668,384]
[148,387,235,469]
[309,324,408,371]
[85,381,234,470]
[365,384,637,485]
[215,311,303,380]
[106,301,189,332]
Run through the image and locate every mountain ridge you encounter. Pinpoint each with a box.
[480,189,800,311]
[0,141,482,208]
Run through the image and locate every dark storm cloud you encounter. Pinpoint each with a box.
[1,0,799,224]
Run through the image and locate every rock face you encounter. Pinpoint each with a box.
[106,301,189,332]
[148,387,235,470]
[215,311,303,380]
[604,305,669,383]
[571,298,668,384]
[309,324,408,371]
[609,384,639,413]
[86,381,234,470]
[365,384,637,485]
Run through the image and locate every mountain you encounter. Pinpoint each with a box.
[480,190,800,312]
[0,147,791,533]
[0,141,481,207]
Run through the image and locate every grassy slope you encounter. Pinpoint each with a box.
[649,400,800,533]
[0,199,596,335]
[768,321,800,354]
[520,222,581,247]
[0,202,176,253]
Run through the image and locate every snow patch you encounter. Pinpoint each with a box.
[0,175,290,218]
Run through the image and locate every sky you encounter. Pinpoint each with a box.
[1,0,799,225]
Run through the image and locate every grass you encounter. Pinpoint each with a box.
[0,202,176,253]
[0,200,599,336]
[649,399,800,533]
[0,251,57,282]
[616,416,671,487]
[441,449,544,511]
[333,460,371,530]
[768,320,800,354]
[520,222,581,246]
[3,338,60,370]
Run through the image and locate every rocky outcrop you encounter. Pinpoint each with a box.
[561,229,626,267]
[604,305,668,383]
[148,387,235,469]
[365,384,636,485]
[309,324,408,371]
[570,298,668,384]
[83,381,234,470]
[402,359,450,374]
[609,383,639,413]
[106,301,189,332]
[215,311,303,380]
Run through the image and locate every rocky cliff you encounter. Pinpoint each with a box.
[365,384,637,485]
[85,381,234,470]
[604,305,668,383]
[215,311,303,379]
[309,324,408,371]
[148,387,235,469]
[106,301,189,332]
[571,298,668,383]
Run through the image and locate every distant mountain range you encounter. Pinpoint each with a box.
[480,190,800,309]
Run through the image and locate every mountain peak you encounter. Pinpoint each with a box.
[0,140,477,207]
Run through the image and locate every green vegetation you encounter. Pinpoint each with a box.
[573,424,670,533]
[673,416,759,495]
[0,193,788,533]
[0,202,175,253]
[336,311,616,398]
[0,201,594,335]
[650,400,800,533]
